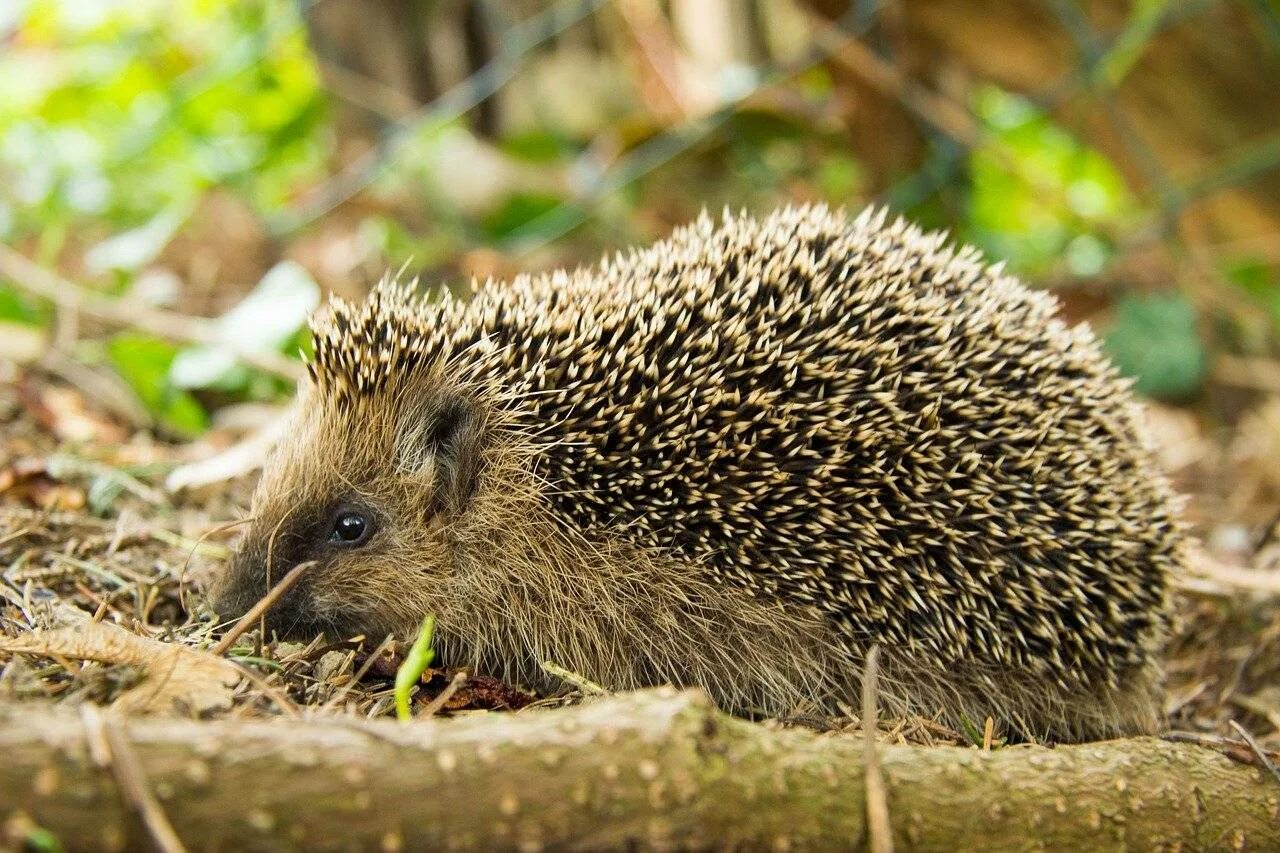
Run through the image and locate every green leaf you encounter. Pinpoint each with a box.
[87,472,126,516]
[815,153,863,203]
[0,281,47,325]
[108,333,208,436]
[170,260,317,391]
[966,86,1131,277]
[359,215,461,270]
[84,203,192,274]
[957,714,985,748]
[482,192,569,242]
[1102,292,1206,401]
[21,825,63,853]
[500,130,575,164]
[1226,257,1280,337]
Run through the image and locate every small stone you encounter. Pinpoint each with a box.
[315,650,352,683]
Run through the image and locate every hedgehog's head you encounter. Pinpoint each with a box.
[210,285,502,641]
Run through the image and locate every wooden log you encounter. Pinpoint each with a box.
[1,690,1274,851]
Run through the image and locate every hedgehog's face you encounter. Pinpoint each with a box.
[210,377,489,641]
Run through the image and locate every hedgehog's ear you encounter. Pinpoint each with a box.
[400,391,485,515]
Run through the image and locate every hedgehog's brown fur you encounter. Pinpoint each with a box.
[213,205,1183,741]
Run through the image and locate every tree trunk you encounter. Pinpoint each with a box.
[303,0,504,138]
[2,690,1274,851]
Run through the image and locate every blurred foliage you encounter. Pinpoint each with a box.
[0,0,324,242]
[0,0,323,433]
[107,333,208,436]
[0,0,1270,431]
[965,86,1133,279]
[1103,293,1206,400]
[169,260,318,393]
[1227,257,1280,344]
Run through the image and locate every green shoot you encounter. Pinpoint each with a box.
[23,826,63,853]
[395,614,436,722]
[958,714,985,748]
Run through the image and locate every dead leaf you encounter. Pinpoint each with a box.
[0,457,85,511]
[418,667,535,711]
[0,620,241,715]
[14,375,127,444]
[41,386,128,444]
[445,673,535,711]
[1182,543,1280,596]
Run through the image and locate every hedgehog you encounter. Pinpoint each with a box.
[211,205,1183,741]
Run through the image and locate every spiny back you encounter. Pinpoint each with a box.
[309,205,1179,696]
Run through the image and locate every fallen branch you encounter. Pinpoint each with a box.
[0,244,303,381]
[1,690,1274,850]
[861,645,893,853]
[164,411,290,493]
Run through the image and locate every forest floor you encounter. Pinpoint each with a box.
[1,363,1279,754]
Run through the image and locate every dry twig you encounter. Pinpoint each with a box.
[0,244,302,381]
[80,705,187,853]
[1229,720,1280,786]
[322,634,397,712]
[862,645,893,853]
[540,659,607,695]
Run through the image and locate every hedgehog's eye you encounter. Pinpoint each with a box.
[328,508,374,547]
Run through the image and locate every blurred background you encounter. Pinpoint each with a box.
[3,0,1280,522]
[1,0,1279,738]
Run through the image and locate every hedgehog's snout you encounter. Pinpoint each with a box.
[209,541,271,624]
[209,560,255,625]
[210,546,327,638]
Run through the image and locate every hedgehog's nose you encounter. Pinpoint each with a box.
[208,550,266,623]
[209,571,254,623]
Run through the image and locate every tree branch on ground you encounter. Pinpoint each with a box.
[2,690,1274,850]
[0,245,303,381]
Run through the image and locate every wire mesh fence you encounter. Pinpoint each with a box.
[3,0,1279,407]
[284,0,1280,252]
